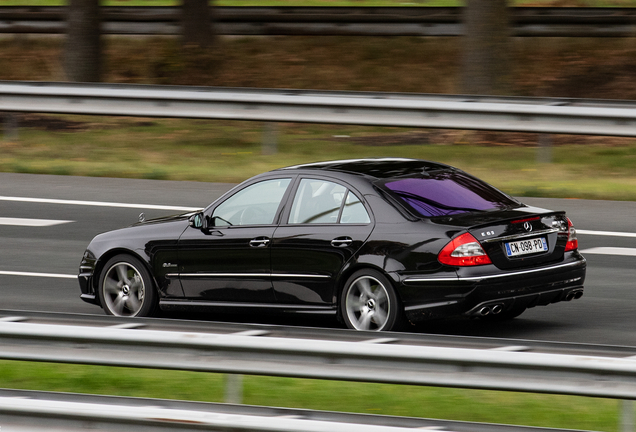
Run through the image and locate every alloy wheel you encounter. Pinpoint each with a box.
[102,262,146,317]
[345,275,391,331]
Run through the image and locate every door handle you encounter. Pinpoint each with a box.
[331,237,353,248]
[249,237,271,248]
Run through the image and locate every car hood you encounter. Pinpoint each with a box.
[87,212,196,260]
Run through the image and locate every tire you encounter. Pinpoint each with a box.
[98,254,157,317]
[340,269,403,332]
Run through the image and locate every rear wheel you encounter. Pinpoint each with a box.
[98,254,157,317]
[340,269,403,331]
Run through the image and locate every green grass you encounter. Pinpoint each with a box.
[0,34,630,200]
[0,360,623,431]
[3,115,636,201]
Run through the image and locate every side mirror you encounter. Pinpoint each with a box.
[188,212,208,230]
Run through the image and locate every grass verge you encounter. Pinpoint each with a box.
[2,35,636,200]
[3,115,636,201]
[0,360,622,431]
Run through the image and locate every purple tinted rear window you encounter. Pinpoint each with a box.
[383,171,517,217]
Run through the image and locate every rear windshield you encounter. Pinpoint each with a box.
[382,171,518,217]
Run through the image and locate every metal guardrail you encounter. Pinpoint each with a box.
[1,6,636,37]
[0,388,583,432]
[1,309,635,358]
[2,81,636,137]
[2,319,636,400]
[1,311,635,431]
[3,309,636,358]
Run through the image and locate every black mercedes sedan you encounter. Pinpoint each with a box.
[78,158,586,331]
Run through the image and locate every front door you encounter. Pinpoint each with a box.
[178,178,292,303]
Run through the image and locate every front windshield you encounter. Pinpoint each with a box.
[382,170,518,217]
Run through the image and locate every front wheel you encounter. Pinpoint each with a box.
[98,254,157,317]
[340,269,403,332]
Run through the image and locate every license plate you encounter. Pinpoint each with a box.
[505,237,548,257]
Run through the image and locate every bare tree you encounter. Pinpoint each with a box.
[461,0,511,95]
[64,0,101,82]
[182,0,214,48]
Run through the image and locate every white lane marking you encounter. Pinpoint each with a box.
[0,271,76,279]
[581,247,636,257]
[578,229,636,238]
[0,196,199,212]
[0,217,73,227]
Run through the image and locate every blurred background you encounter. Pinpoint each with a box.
[1,1,636,431]
[3,0,636,200]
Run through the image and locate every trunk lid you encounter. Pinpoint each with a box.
[434,206,570,270]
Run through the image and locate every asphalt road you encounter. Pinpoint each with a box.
[0,172,634,346]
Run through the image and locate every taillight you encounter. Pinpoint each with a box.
[565,217,578,252]
[438,232,492,266]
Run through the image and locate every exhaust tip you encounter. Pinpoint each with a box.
[574,290,583,299]
[479,306,491,316]
[565,292,575,301]
[491,304,504,315]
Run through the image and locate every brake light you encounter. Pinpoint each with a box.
[565,217,578,252]
[438,232,492,266]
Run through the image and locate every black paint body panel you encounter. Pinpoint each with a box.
[79,158,586,323]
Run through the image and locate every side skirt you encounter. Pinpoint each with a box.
[159,299,337,315]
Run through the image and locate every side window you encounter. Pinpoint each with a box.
[212,178,291,226]
[340,191,371,224]
[289,179,346,224]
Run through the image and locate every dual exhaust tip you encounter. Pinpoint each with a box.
[478,289,583,316]
[565,289,584,301]
[479,304,504,316]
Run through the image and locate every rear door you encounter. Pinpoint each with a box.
[271,177,374,305]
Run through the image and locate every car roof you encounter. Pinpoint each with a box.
[277,158,453,180]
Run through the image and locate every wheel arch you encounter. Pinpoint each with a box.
[334,262,403,321]
[92,248,158,301]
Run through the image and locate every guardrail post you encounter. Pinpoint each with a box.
[3,112,18,142]
[537,133,552,164]
[224,374,243,404]
[622,400,634,432]
[262,122,278,155]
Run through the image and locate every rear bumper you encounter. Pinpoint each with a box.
[397,253,586,322]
